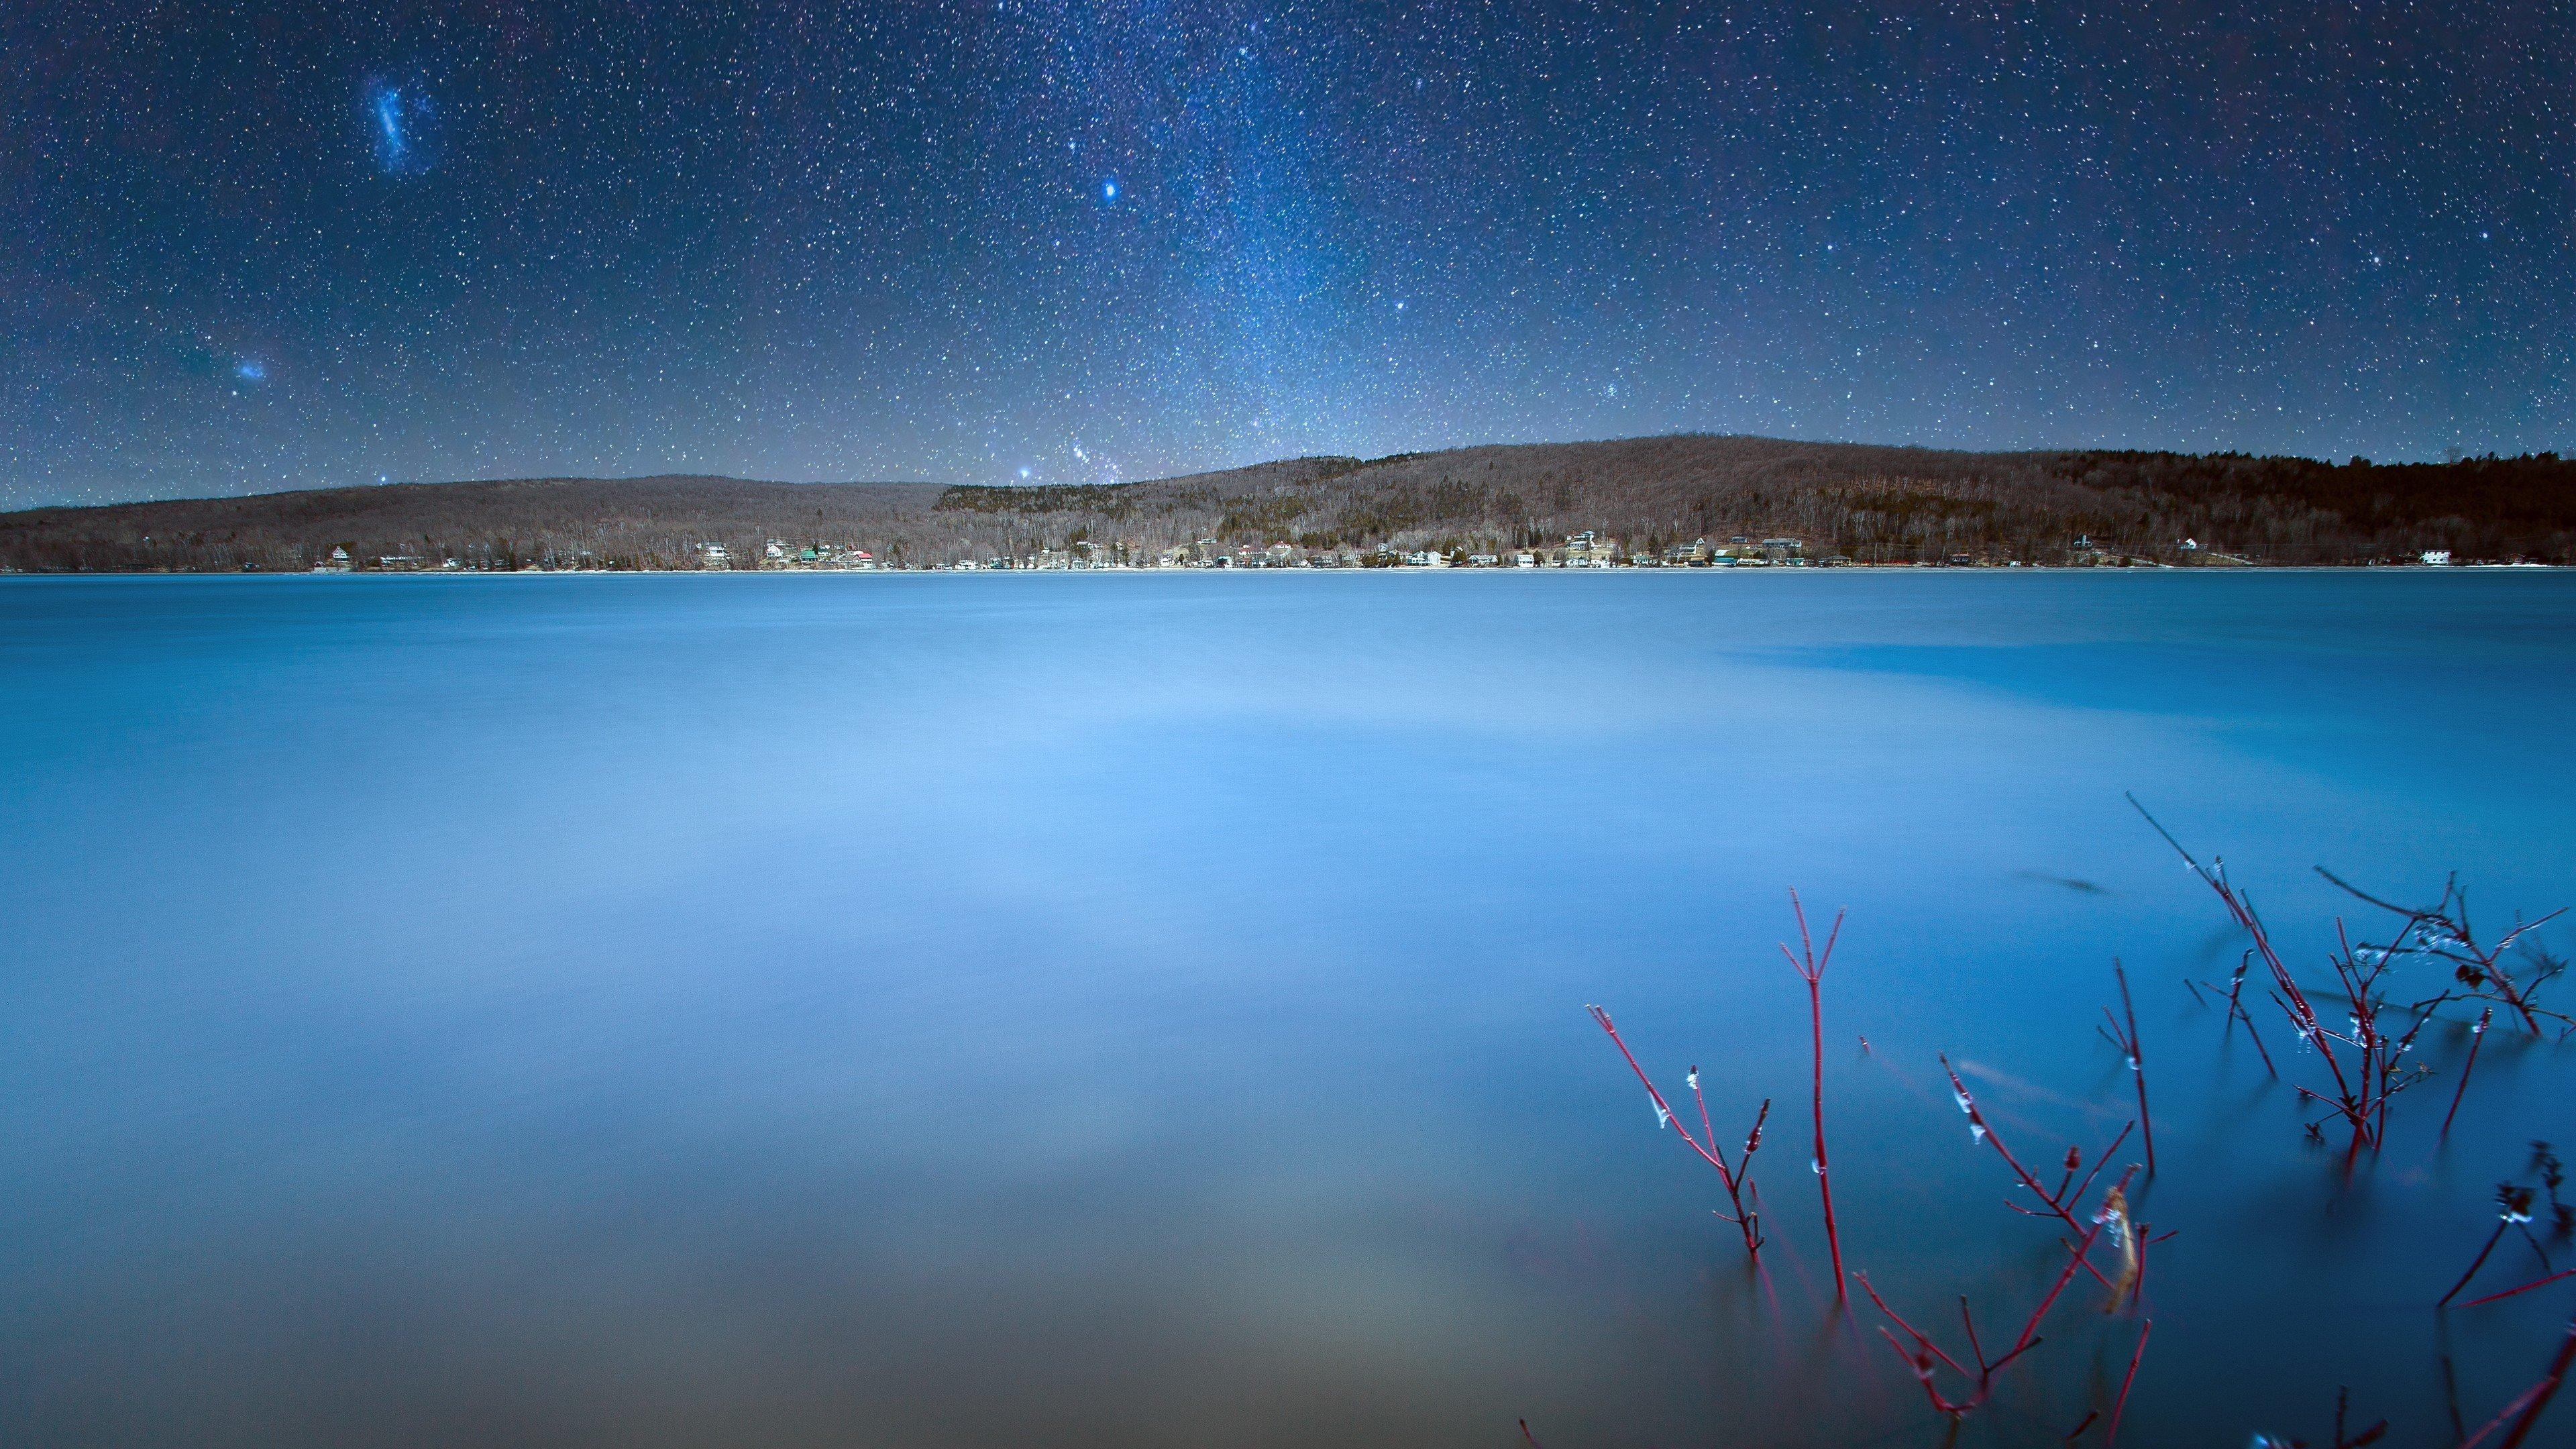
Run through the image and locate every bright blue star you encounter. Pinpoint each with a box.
[1101,178,1118,202]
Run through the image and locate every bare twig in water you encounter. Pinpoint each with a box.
[2459,1267,2576,1310]
[2444,1007,2494,1142]
[2443,1181,2553,1307]
[2129,796,2485,1152]
[1856,1167,2139,1420]
[2325,1385,2391,1448]
[1587,1005,1770,1256]
[2252,1392,2391,1449]
[2106,1318,2150,1446]
[2200,951,2280,1079]
[2100,960,2155,1175]
[2457,1313,2576,1449]
[1780,889,1848,1299]
[2445,1220,2516,1307]
[1939,1054,2130,1290]
[2316,865,2570,1038]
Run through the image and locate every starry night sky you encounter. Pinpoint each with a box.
[4,2,2571,506]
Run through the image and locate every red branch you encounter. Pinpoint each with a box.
[2459,1314,2576,1449]
[1939,1055,2127,1289]
[2443,1222,2512,1307]
[2206,953,2281,1079]
[2460,1268,2576,1311]
[2318,867,2567,1038]
[2103,960,2156,1175]
[1854,1177,2131,1422]
[1781,890,1847,1299]
[2443,1007,2493,1142]
[2131,796,2374,1148]
[2107,1318,2151,1446]
[1587,1005,1770,1254]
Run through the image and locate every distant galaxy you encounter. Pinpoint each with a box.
[1,1,2570,505]
[362,78,435,176]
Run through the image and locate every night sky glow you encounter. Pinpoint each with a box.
[3,2,2571,506]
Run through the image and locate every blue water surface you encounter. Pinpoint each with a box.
[1,571,2571,1448]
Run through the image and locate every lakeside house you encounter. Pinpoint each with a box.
[751,540,885,571]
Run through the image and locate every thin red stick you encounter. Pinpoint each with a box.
[1873,1325,1974,1415]
[2012,1187,2125,1357]
[1518,1419,1545,1448]
[1854,1272,1970,1379]
[2218,954,2281,1078]
[2067,1120,2135,1211]
[2459,1268,2576,1310]
[2133,798,2369,1140]
[2114,960,2155,1175]
[2444,1222,2511,1307]
[2443,1007,2493,1142]
[1939,1055,2121,1289]
[2493,1313,2576,1449]
[1587,1007,1729,1177]
[2132,1219,2151,1307]
[1782,890,1847,1300]
[1852,1195,2118,1419]
[1586,1005,1767,1254]
[2107,1318,2151,1447]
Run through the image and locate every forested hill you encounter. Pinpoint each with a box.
[5,437,2573,572]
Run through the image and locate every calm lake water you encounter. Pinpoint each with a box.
[2,571,2572,1447]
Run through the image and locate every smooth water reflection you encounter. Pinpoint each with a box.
[1,572,2571,1446]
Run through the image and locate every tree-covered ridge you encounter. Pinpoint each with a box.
[5,439,2570,572]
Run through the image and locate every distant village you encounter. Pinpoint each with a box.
[301,530,2479,574]
[313,531,1828,572]
[737,531,1838,572]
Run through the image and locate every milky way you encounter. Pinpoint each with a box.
[3,1,2571,504]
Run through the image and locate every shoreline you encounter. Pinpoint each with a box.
[2,562,2563,580]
